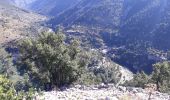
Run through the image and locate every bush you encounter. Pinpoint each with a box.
[0,75,17,100]
[17,32,87,88]
[0,75,37,100]
[124,61,170,93]
[77,72,102,85]
[93,66,121,85]
[151,61,170,93]
[0,48,25,90]
[124,71,150,88]
[76,49,122,85]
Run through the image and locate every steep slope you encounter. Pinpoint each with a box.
[112,0,169,72]
[120,0,168,47]
[50,0,168,47]
[29,0,81,16]
[46,0,170,73]
[0,1,47,45]
[16,0,170,73]
[51,0,123,29]
[152,0,170,50]
[49,0,124,47]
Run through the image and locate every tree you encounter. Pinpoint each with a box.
[152,61,170,92]
[17,32,87,88]
[123,61,170,94]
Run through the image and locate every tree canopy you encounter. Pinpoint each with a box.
[152,61,170,92]
[17,32,87,87]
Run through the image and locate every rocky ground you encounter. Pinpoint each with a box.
[36,84,170,100]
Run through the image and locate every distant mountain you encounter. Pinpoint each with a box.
[45,0,170,73]
[0,0,47,44]
[48,0,170,48]
[29,0,81,16]
[51,0,123,30]
[120,0,169,49]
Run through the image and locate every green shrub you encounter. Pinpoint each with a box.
[76,49,122,85]
[151,61,170,93]
[93,66,121,85]
[124,71,150,88]
[0,75,39,100]
[124,61,170,94]
[17,32,87,87]
[0,75,17,100]
[77,72,102,85]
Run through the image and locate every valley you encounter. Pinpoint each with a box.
[44,0,170,73]
[1,0,170,73]
[0,0,170,99]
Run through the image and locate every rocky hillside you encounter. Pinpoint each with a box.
[50,0,123,29]
[37,84,170,100]
[29,0,81,16]
[49,0,170,50]
[7,0,170,73]
[0,0,47,45]
[40,0,170,73]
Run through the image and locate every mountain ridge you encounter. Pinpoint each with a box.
[29,0,81,16]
